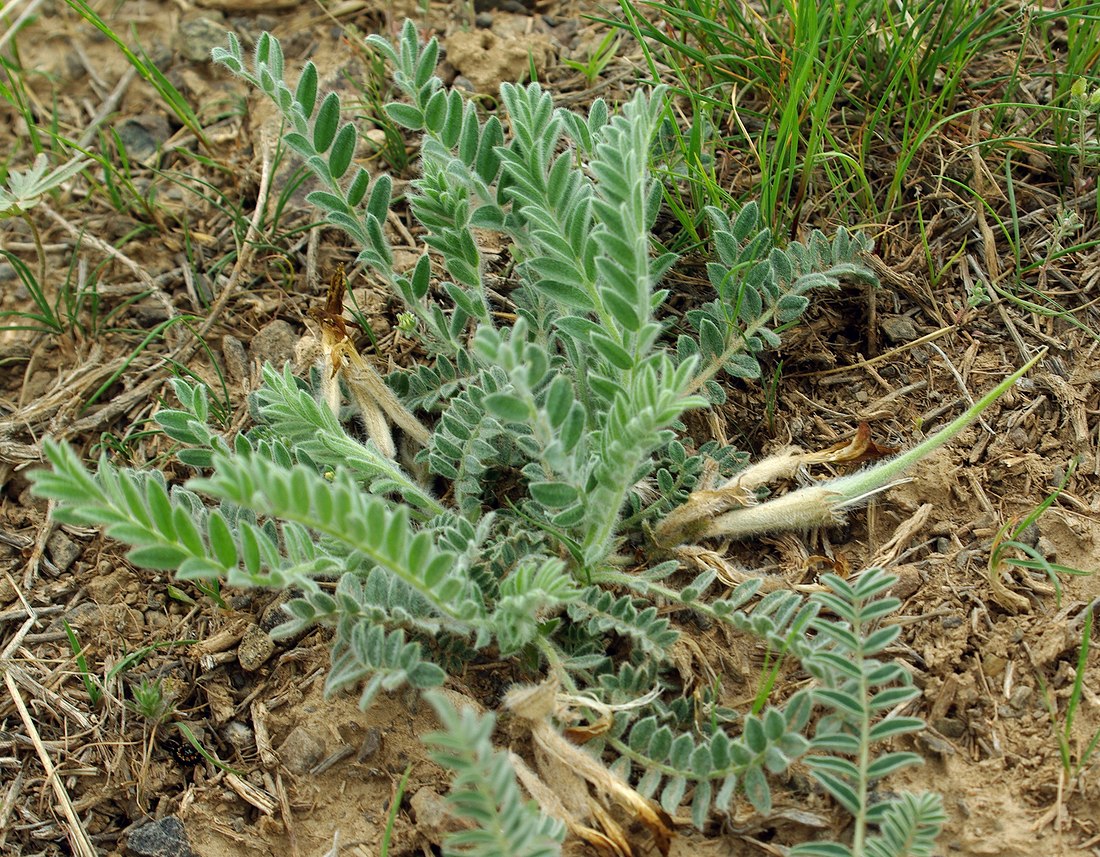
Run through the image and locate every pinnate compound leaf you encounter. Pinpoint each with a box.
[33,31,895,852]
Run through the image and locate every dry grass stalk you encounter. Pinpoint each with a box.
[505,680,674,857]
[2,590,95,857]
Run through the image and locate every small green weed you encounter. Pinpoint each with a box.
[562,30,622,89]
[609,0,1100,236]
[128,676,175,724]
[379,764,413,857]
[61,0,209,148]
[62,620,103,708]
[1038,605,1100,787]
[987,459,1092,610]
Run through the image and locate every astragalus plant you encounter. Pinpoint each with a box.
[34,21,1042,856]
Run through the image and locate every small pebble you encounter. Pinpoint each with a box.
[46,531,81,573]
[126,816,196,857]
[277,725,326,775]
[932,717,966,738]
[357,726,382,762]
[249,319,298,368]
[237,623,275,672]
[178,15,227,63]
[1009,684,1033,708]
[222,335,249,384]
[881,315,919,343]
[411,787,471,842]
[116,115,171,165]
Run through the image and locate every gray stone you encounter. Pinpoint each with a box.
[1009,684,1033,709]
[881,315,919,343]
[178,16,227,63]
[249,319,298,369]
[132,301,173,327]
[356,726,382,762]
[932,717,966,738]
[116,115,171,165]
[46,531,81,573]
[1015,521,1040,547]
[917,731,955,757]
[126,816,196,857]
[221,334,249,384]
[277,725,326,775]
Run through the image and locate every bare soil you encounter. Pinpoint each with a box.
[1,2,1098,856]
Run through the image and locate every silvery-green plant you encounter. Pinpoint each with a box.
[0,153,89,217]
[792,570,947,857]
[1,154,90,333]
[31,21,1041,855]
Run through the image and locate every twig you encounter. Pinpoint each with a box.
[0,769,24,848]
[0,578,95,857]
[1,572,37,659]
[275,773,300,857]
[39,205,157,291]
[868,503,934,568]
[3,674,96,857]
[40,204,179,335]
[0,0,46,54]
[928,342,993,434]
[790,326,957,378]
[22,498,55,588]
[194,139,275,342]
